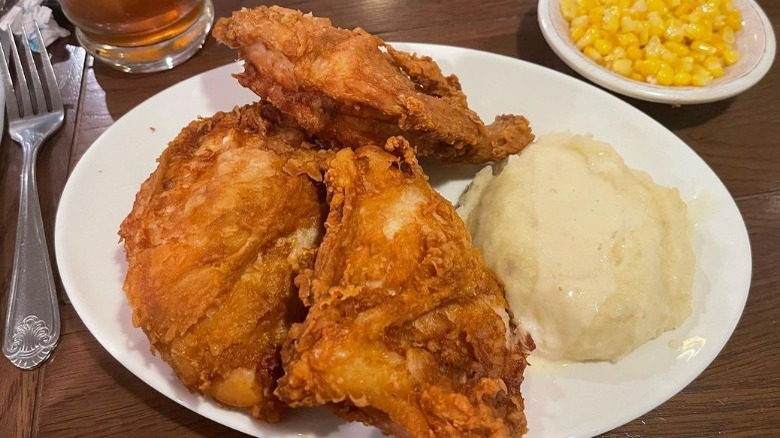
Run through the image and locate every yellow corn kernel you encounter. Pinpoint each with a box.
[645,35,664,58]
[603,5,621,32]
[675,2,694,16]
[723,48,740,65]
[637,23,650,45]
[611,59,633,76]
[631,0,648,14]
[661,48,678,63]
[704,56,723,78]
[665,18,685,42]
[572,15,590,28]
[627,44,644,60]
[721,26,735,44]
[617,32,640,47]
[702,23,715,41]
[571,25,588,41]
[561,0,580,20]
[656,65,675,85]
[576,0,596,15]
[713,14,727,31]
[711,34,726,52]
[620,15,639,32]
[699,1,720,17]
[636,58,662,76]
[704,55,724,77]
[664,40,690,55]
[594,38,614,55]
[692,68,714,86]
[604,16,620,33]
[678,56,695,72]
[634,60,650,76]
[673,70,692,85]
[647,12,666,36]
[726,11,742,30]
[577,27,599,49]
[589,6,605,23]
[607,46,627,61]
[690,40,717,55]
[647,0,667,13]
[683,23,708,41]
[688,10,704,24]
[584,46,603,61]
[630,72,644,81]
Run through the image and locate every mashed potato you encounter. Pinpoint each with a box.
[457,133,694,362]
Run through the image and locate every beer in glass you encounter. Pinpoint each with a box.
[58,0,214,72]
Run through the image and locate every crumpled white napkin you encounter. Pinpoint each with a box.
[0,0,70,51]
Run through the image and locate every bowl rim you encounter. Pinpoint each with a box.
[537,0,777,104]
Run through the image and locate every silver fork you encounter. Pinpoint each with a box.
[1,23,64,370]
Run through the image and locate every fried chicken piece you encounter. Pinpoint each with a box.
[119,103,330,421]
[213,6,534,164]
[277,138,534,437]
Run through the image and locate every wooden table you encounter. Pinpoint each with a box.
[1,1,778,436]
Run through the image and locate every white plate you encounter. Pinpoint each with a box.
[538,0,776,104]
[55,43,751,438]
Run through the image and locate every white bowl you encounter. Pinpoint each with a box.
[538,0,776,104]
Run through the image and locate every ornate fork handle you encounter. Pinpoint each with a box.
[2,135,60,370]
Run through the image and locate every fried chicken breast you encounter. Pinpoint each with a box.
[119,103,329,421]
[277,138,534,437]
[213,6,534,164]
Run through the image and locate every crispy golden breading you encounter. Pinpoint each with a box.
[277,138,534,437]
[213,6,534,164]
[119,103,330,421]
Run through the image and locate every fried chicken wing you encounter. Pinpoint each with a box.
[213,6,534,164]
[119,103,329,421]
[277,138,534,436]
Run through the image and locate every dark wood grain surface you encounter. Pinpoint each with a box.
[1,1,778,437]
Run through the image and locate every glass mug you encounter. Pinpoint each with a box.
[58,0,214,73]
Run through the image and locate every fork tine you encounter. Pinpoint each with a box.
[0,31,20,120]
[20,24,47,114]
[7,28,32,118]
[32,22,61,111]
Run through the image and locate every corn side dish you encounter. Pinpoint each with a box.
[561,0,743,86]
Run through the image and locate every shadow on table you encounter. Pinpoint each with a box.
[628,98,736,131]
[95,351,250,436]
[95,346,385,437]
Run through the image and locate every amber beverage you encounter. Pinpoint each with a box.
[59,0,214,73]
